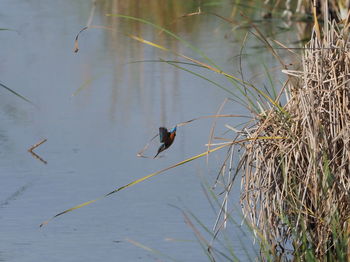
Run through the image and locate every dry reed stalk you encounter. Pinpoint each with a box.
[238,16,350,261]
[294,0,349,21]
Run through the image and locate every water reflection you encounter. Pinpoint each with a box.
[77,0,228,130]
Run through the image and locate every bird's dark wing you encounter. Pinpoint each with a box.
[159,127,168,143]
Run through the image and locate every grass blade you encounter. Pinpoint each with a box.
[126,238,181,262]
[40,136,284,227]
[0,82,34,105]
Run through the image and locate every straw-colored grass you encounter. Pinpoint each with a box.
[237,13,350,260]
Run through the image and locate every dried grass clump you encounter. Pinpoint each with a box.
[240,21,350,259]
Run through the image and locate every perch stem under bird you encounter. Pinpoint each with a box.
[154,126,177,158]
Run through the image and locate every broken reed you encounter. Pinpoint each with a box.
[239,21,350,259]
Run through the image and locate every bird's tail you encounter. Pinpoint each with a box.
[154,144,166,158]
[153,152,160,158]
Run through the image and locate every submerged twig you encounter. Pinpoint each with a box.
[74,0,96,53]
[28,138,47,164]
[29,151,48,165]
[28,138,47,152]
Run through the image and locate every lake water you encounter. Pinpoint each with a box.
[0,1,295,261]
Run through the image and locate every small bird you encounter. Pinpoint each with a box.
[154,126,177,158]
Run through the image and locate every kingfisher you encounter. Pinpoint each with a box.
[154,126,177,158]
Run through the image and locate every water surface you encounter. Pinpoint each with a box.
[0,1,295,261]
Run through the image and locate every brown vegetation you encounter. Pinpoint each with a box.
[239,12,350,261]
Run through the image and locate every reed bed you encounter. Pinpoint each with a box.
[235,16,350,260]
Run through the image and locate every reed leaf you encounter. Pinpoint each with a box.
[0,82,34,105]
[40,136,284,227]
